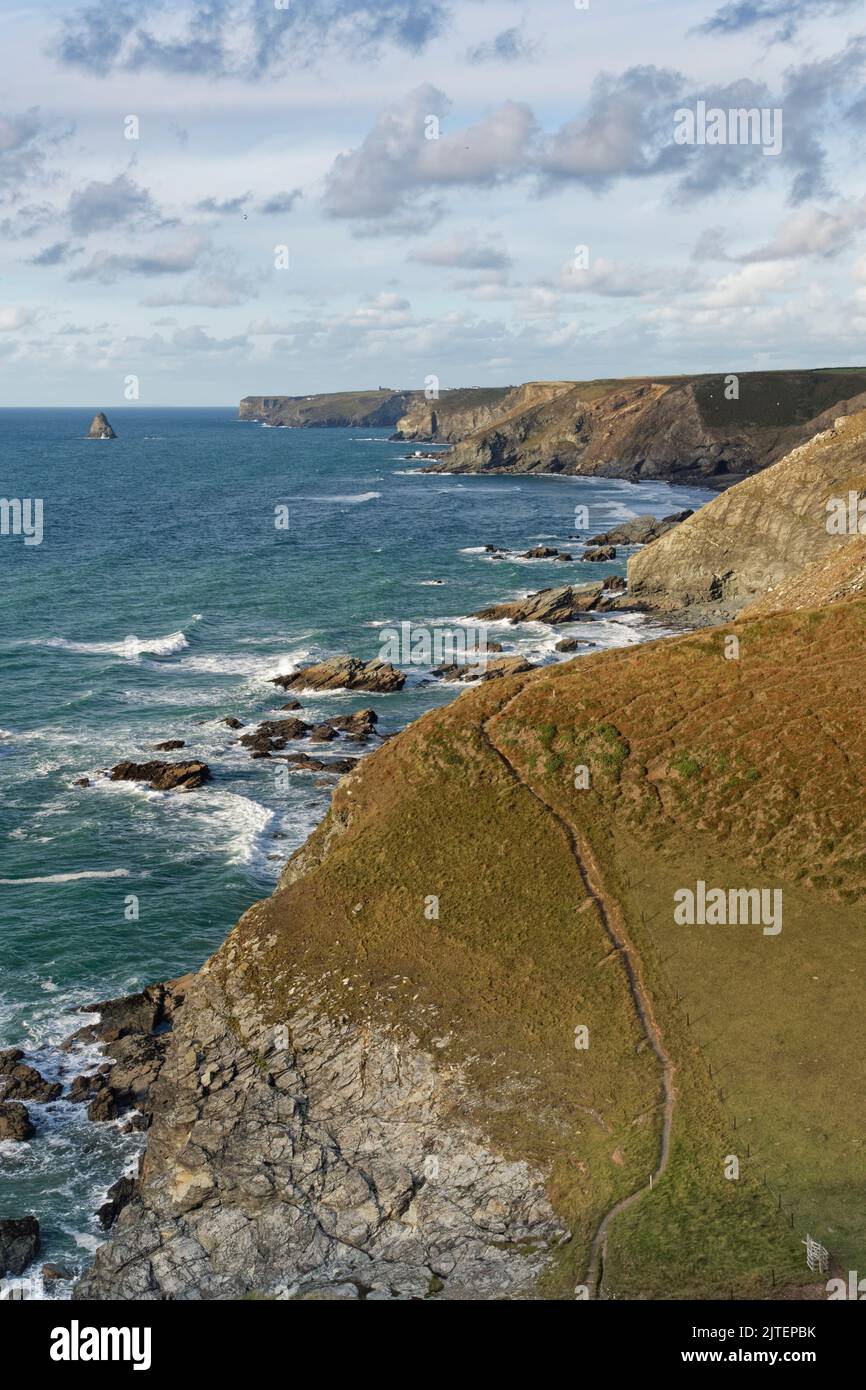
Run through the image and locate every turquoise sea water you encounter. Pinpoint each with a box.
[0,407,714,1294]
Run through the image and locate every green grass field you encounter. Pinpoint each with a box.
[220,598,866,1298]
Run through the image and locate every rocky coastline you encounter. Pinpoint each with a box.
[12,403,866,1298]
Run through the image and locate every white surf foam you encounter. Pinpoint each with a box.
[34,631,190,659]
[0,869,131,885]
[307,492,381,505]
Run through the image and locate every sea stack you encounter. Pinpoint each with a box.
[88,412,116,439]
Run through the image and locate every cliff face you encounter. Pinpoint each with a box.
[78,594,866,1300]
[626,407,866,617]
[739,534,866,619]
[392,382,569,443]
[239,391,416,428]
[425,370,866,488]
[237,371,866,485]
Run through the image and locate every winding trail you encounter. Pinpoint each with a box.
[481,692,676,1299]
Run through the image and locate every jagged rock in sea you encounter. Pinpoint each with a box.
[587,510,692,547]
[88,412,117,439]
[239,718,310,758]
[0,1101,35,1142]
[63,977,192,1130]
[109,760,211,791]
[279,752,357,774]
[0,1217,40,1276]
[273,656,406,694]
[0,1050,62,1103]
[474,582,605,624]
[98,1177,137,1231]
[432,656,534,683]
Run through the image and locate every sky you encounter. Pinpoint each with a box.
[1,0,866,405]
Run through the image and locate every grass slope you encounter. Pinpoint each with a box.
[223,599,866,1298]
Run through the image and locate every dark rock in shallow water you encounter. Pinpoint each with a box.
[604,575,627,593]
[583,546,616,562]
[522,546,560,559]
[474,584,604,625]
[152,739,185,752]
[0,1057,61,1104]
[280,753,358,774]
[240,717,310,757]
[279,700,303,711]
[555,638,587,652]
[109,760,211,791]
[63,976,192,1128]
[42,1263,73,1281]
[0,1217,39,1276]
[309,723,338,743]
[88,412,116,440]
[74,776,91,787]
[273,656,405,694]
[0,1101,35,1141]
[433,655,534,684]
[98,1176,137,1231]
[222,716,244,729]
[587,509,692,547]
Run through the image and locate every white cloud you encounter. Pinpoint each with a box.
[0,305,32,331]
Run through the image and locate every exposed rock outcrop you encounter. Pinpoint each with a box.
[0,1217,39,1276]
[88,412,116,440]
[278,753,357,774]
[587,511,693,546]
[474,583,605,624]
[393,382,566,443]
[63,977,192,1129]
[626,409,866,618]
[273,657,405,694]
[433,656,534,683]
[239,718,310,758]
[0,1051,61,1103]
[739,533,866,619]
[76,968,568,1301]
[110,760,211,791]
[0,1101,35,1142]
[98,1177,137,1232]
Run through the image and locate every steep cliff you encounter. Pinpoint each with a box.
[238,386,521,433]
[392,382,570,443]
[77,596,866,1300]
[626,407,866,617]
[239,391,417,428]
[424,370,866,487]
[739,534,866,619]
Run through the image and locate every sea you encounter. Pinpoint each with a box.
[0,406,714,1296]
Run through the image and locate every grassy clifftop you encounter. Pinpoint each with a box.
[424,368,866,487]
[214,595,866,1298]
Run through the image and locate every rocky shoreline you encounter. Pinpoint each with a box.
[0,501,710,1296]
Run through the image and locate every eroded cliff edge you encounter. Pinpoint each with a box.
[77,594,866,1300]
